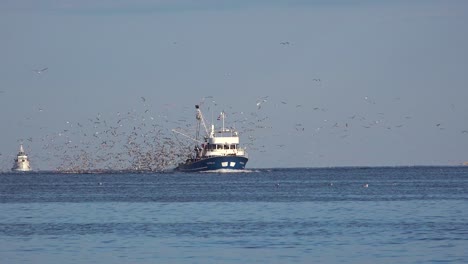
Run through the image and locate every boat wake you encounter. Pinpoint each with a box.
[201,169,255,173]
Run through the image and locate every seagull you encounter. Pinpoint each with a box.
[364,96,375,104]
[33,67,48,74]
[363,183,369,188]
[256,98,267,109]
[280,42,290,45]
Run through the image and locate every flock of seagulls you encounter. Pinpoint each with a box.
[34,106,190,173]
[1,59,467,171]
[1,87,466,172]
[38,91,468,171]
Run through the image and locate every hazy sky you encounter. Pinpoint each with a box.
[1,0,467,170]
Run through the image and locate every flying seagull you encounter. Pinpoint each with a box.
[256,96,269,109]
[34,67,48,74]
[256,99,267,109]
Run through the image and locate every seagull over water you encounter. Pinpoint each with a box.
[34,67,48,74]
[256,99,267,109]
[256,96,268,109]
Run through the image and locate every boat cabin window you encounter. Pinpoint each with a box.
[230,144,236,149]
[224,145,229,149]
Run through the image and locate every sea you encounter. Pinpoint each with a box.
[1,166,467,264]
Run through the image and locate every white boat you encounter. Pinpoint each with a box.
[12,144,31,172]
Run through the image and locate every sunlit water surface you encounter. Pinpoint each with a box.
[1,167,467,263]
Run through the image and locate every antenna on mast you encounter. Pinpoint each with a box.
[221,111,225,132]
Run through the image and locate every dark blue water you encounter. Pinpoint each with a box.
[1,167,467,263]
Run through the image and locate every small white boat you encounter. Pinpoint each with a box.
[12,144,31,172]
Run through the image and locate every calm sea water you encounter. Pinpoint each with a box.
[1,167,467,263]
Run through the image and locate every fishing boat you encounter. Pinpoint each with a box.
[173,104,248,172]
[12,144,32,172]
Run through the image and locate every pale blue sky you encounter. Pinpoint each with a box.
[1,0,467,170]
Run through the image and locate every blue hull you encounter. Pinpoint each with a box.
[176,156,248,172]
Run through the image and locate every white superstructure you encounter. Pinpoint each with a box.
[12,144,31,172]
[199,124,247,159]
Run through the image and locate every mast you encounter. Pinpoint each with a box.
[221,111,225,132]
[195,105,209,140]
[19,144,25,155]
